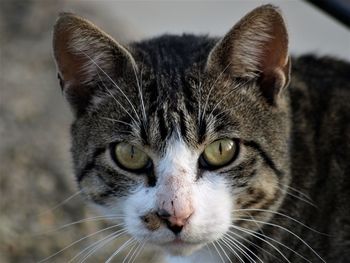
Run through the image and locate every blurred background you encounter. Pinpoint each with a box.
[0,0,349,262]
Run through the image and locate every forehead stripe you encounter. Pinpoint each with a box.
[197,118,207,144]
[178,109,188,140]
[157,108,168,141]
[140,122,148,145]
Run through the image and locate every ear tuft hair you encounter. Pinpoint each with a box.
[52,13,136,115]
[207,5,290,105]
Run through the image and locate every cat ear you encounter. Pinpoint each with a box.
[206,5,290,105]
[53,12,136,115]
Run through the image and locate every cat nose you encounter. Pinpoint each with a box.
[157,208,193,235]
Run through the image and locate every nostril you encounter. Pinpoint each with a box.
[157,210,192,235]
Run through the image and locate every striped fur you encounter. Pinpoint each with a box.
[53,5,350,263]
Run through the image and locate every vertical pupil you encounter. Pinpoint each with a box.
[130,146,135,159]
[218,142,223,155]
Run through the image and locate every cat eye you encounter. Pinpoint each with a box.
[199,139,238,169]
[111,142,151,172]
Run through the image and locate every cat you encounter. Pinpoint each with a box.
[52,4,350,263]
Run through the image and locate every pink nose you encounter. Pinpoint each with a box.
[157,208,193,234]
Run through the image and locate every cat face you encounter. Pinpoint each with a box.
[53,5,291,257]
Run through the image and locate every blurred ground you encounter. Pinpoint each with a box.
[0,1,349,263]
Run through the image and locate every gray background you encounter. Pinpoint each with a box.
[65,0,350,58]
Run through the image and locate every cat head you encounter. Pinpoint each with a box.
[53,4,291,257]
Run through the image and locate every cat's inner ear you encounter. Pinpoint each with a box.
[206,4,290,105]
[53,12,136,115]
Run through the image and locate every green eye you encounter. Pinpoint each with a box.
[112,142,151,171]
[201,139,238,168]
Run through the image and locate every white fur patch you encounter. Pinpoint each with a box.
[118,135,234,260]
[166,246,222,263]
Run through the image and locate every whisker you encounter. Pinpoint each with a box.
[232,208,327,235]
[97,72,138,125]
[208,79,250,122]
[283,188,317,208]
[197,72,203,124]
[205,243,215,261]
[78,50,141,126]
[100,117,134,128]
[126,240,141,263]
[227,229,281,262]
[128,239,147,263]
[122,240,139,263]
[209,80,249,125]
[232,218,325,262]
[217,239,239,263]
[211,241,226,263]
[229,227,291,263]
[105,237,136,263]
[81,50,142,124]
[132,60,148,131]
[78,233,125,263]
[232,219,325,262]
[248,211,266,236]
[279,183,313,202]
[232,226,312,263]
[38,224,123,263]
[223,235,260,263]
[201,62,232,125]
[37,190,82,217]
[68,229,127,263]
[35,215,125,236]
[208,78,256,123]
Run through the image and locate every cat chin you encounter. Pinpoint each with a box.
[161,242,204,256]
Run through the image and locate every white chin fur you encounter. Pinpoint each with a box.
[162,242,204,256]
[165,246,223,263]
[123,178,232,257]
